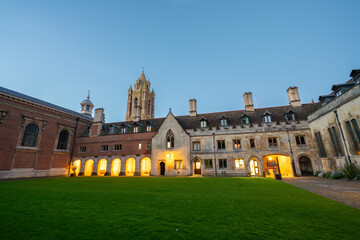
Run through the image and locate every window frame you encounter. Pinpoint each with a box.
[234,159,245,169]
[217,140,226,150]
[219,159,227,169]
[233,139,241,149]
[192,141,201,151]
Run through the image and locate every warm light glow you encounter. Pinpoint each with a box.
[235,159,244,169]
[72,160,81,176]
[126,158,136,176]
[84,159,94,176]
[111,158,121,176]
[264,155,293,178]
[195,161,200,169]
[250,159,259,175]
[166,153,170,159]
[97,159,107,176]
[141,157,151,176]
[269,157,272,160]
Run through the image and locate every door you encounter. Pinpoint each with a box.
[299,156,313,176]
[160,162,165,176]
[194,160,201,175]
[250,159,260,175]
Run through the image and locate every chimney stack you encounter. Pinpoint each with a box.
[133,106,141,122]
[90,108,105,137]
[243,92,254,111]
[287,87,301,107]
[94,108,105,123]
[189,99,197,116]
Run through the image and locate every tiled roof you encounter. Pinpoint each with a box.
[101,118,165,135]
[0,86,93,120]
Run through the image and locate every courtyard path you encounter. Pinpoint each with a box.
[282,177,360,209]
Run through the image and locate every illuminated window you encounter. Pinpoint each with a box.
[126,158,136,176]
[175,160,183,169]
[296,136,306,145]
[219,159,227,169]
[235,159,245,169]
[217,140,226,149]
[147,125,152,132]
[111,159,121,176]
[97,159,107,176]
[57,130,69,150]
[72,160,81,176]
[200,120,207,128]
[114,144,122,151]
[21,123,39,147]
[233,139,241,149]
[268,137,278,147]
[166,130,174,148]
[101,145,109,152]
[141,157,151,176]
[192,141,200,151]
[250,159,259,175]
[205,159,213,169]
[250,139,256,148]
[79,146,87,153]
[139,143,142,150]
[134,126,139,133]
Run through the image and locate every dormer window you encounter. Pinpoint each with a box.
[134,126,139,133]
[120,126,127,134]
[220,116,228,127]
[285,111,296,122]
[147,125,152,132]
[200,120,207,128]
[166,130,174,148]
[263,114,272,124]
[335,90,342,97]
[241,115,250,125]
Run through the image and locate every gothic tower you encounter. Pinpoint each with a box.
[125,70,155,121]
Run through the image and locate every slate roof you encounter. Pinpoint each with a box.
[350,69,360,78]
[0,86,93,120]
[101,118,165,135]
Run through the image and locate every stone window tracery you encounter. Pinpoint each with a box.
[166,130,174,148]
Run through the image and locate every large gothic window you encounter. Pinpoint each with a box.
[166,130,174,148]
[134,98,138,107]
[57,130,69,150]
[21,123,39,147]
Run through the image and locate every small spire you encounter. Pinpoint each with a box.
[87,90,90,100]
[139,69,146,81]
[169,108,172,113]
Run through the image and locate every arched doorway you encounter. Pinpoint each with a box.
[249,159,260,176]
[84,159,94,176]
[193,158,201,175]
[299,156,313,176]
[141,157,151,176]
[111,158,121,176]
[263,155,293,178]
[97,159,107,176]
[126,158,136,176]
[160,162,165,176]
[72,160,81,176]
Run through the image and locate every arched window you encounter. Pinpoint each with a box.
[148,100,151,115]
[21,123,39,147]
[166,130,174,148]
[57,130,69,150]
[134,98,138,107]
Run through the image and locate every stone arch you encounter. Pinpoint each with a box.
[72,159,81,176]
[111,158,121,176]
[97,159,107,176]
[262,154,293,177]
[247,155,262,176]
[297,154,314,176]
[141,157,151,176]
[192,157,202,175]
[126,158,136,176]
[84,159,94,176]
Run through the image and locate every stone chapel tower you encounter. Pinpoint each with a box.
[125,70,155,121]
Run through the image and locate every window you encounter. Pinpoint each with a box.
[86,105,90,111]
[120,127,127,134]
[134,126,139,133]
[21,123,39,147]
[241,117,249,125]
[114,144,122,151]
[285,112,296,122]
[235,159,245,169]
[315,132,327,158]
[147,142,151,150]
[220,118,228,127]
[219,159,227,169]
[175,160,183,169]
[328,127,343,157]
[233,139,241,149]
[101,145,109,152]
[296,135,306,145]
[217,140,226,149]
[148,100,151,115]
[205,159,213,169]
[147,125,152,132]
[335,90,342,97]
[250,138,256,148]
[268,137,278,147]
[138,143,142,150]
[134,98,138,107]
[166,130,174,148]
[79,146,87,153]
[57,130,69,150]
[192,141,200,151]
[200,120,207,128]
[351,119,360,144]
[345,121,360,152]
[263,115,271,124]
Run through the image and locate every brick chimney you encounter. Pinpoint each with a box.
[90,108,105,137]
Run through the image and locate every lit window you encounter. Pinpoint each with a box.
[233,139,241,149]
[192,141,200,151]
[217,140,226,149]
[235,159,245,169]
[147,125,152,132]
[101,145,109,152]
[21,123,39,147]
[139,143,142,150]
[175,160,183,169]
[166,130,175,148]
[296,136,306,145]
[205,159,213,168]
[200,120,207,128]
[219,159,227,169]
[134,126,139,133]
[268,137,278,147]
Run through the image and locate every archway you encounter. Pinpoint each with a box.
[111,158,121,176]
[72,160,81,176]
[126,158,136,176]
[249,158,260,176]
[160,162,165,176]
[141,157,151,176]
[84,159,94,176]
[299,156,313,176]
[263,155,293,178]
[97,159,107,176]
[193,158,201,175]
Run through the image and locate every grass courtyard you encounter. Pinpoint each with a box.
[0,177,359,240]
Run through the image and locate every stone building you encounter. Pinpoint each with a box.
[308,69,360,171]
[0,86,92,179]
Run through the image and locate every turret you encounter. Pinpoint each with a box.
[80,91,94,116]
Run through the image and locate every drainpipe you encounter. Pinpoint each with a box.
[212,132,217,176]
[286,128,297,177]
[333,110,352,164]
[68,117,80,176]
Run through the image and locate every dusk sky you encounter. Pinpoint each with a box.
[1,0,359,122]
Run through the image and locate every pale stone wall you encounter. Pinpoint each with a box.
[151,112,190,176]
[309,84,360,170]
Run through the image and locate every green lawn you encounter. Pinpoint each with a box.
[0,177,359,240]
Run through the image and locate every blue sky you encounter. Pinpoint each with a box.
[0,0,359,122]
